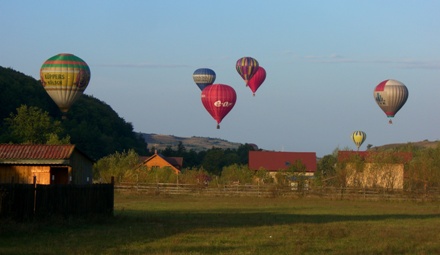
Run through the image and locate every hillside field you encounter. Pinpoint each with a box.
[141,133,242,152]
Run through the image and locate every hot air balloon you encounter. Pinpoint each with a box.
[373,79,408,124]
[247,66,266,96]
[193,68,216,91]
[351,131,366,151]
[236,57,259,85]
[201,84,237,129]
[40,53,91,116]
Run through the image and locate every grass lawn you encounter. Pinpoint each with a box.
[1,192,440,254]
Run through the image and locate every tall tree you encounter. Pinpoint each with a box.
[317,154,337,179]
[202,148,226,175]
[93,149,140,183]
[4,105,69,144]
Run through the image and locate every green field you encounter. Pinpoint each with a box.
[1,193,440,255]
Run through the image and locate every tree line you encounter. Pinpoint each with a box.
[156,142,254,175]
[93,147,311,190]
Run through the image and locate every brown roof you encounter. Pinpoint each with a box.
[248,151,317,172]
[165,156,183,168]
[0,144,76,160]
[337,151,413,163]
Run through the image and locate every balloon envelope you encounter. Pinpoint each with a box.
[40,53,91,113]
[193,68,216,91]
[351,131,367,150]
[201,84,237,129]
[373,79,408,122]
[236,57,259,85]
[247,66,266,96]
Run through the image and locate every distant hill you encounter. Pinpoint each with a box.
[141,133,440,154]
[370,140,440,151]
[141,133,243,152]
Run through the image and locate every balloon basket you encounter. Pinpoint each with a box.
[216,124,220,129]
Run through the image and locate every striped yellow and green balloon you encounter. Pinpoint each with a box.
[236,57,259,85]
[40,53,91,113]
[351,131,367,150]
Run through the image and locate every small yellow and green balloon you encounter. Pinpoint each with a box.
[351,131,366,150]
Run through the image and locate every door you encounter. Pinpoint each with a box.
[50,167,68,184]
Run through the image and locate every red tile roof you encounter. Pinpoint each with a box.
[0,144,75,160]
[249,151,317,172]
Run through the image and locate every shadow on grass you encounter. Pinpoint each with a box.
[124,208,440,227]
[115,208,440,240]
[2,204,439,254]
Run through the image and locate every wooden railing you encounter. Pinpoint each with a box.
[115,182,440,201]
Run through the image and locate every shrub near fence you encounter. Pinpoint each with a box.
[0,183,114,220]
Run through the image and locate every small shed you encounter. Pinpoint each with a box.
[0,144,94,185]
[141,151,182,174]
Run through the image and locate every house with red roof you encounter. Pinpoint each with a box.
[248,151,317,187]
[0,144,94,185]
[337,151,413,189]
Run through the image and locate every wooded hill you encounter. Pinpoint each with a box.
[0,66,147,160]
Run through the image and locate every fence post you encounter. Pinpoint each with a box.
[258,182,260,197]
[33,176,37,214]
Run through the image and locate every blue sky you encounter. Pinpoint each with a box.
[1,1,440,157]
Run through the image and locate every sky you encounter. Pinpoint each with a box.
[1,1,440,157]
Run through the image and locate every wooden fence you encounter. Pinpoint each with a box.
[115,182,440,201]
[0,183,114,220]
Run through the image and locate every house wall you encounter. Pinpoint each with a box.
[0,165,51,184]
[69,150,94,184]
[267,171,314,184]
[345,163,404,189]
